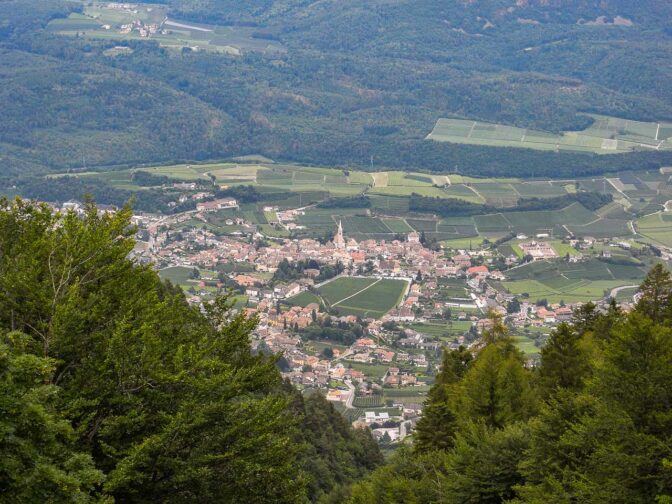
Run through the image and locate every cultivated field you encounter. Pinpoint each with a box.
[329,279,409,318]
[495,258,648,303]
[59,160,672,248]
[427,114,672,154]
[636,212,672,247]
[301,276,409,319]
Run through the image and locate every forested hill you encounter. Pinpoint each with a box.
[0,199,381,503]
[1,0,672,176]
[169,0,672,29]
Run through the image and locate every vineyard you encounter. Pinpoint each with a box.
[352,395,384,408]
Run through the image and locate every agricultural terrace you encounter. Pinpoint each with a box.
[427,114,672,154]
[290,277,409,319]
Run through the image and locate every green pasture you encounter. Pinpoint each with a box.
[318,277,378,305]
[344,362,391,379]
[158,266,195,286]
[511,335,540,356]
[286,291,323,308]
[317,277,408,318]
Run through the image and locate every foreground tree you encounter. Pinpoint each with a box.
[537,323,591,395]
[517,313,672,503]
[414,346,472,452]
[637,263,672,324]
[0,198,379,502]
[0,332,104,503]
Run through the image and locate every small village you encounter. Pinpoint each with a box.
[45,196,643,446]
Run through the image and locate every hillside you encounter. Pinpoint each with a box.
[1,0,672,176]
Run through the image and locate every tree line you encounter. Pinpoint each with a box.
[408,191,613,217]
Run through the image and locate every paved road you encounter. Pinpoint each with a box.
[609,284,639,300]
[344,380,356,409]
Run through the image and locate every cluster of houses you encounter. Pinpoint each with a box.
[119,19,161,37]
[118,203,652,445]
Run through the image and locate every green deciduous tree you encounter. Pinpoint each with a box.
[0,332,105,503]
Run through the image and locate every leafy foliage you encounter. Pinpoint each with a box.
[0,332,105,503]
[296,392,383,502]
[0,198,380,502]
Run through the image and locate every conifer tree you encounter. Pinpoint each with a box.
[637,263,672,324]
[538,322,590,395]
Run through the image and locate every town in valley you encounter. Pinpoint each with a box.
[44,160,671,447]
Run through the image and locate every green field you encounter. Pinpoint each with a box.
[495,258,647,303]
[409,321,473,339]
[285,291,322,308]
[318,277,378,305]
[331,279,408,318]
[158,266,195,286]
[636,212,672,247]
[315,277,408,318]
[352,395,384,408]
[511,335,541,356]
[381,218,414,233]
[344,362,392,379]
[427,114,672,154]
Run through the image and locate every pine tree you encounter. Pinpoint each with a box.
[414,346,472,452]
[637,263,672,324]
[460,343,536,428]
[517,311,672,503]
[538,323,590,395]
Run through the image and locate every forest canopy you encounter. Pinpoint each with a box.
[1,1,672,177]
